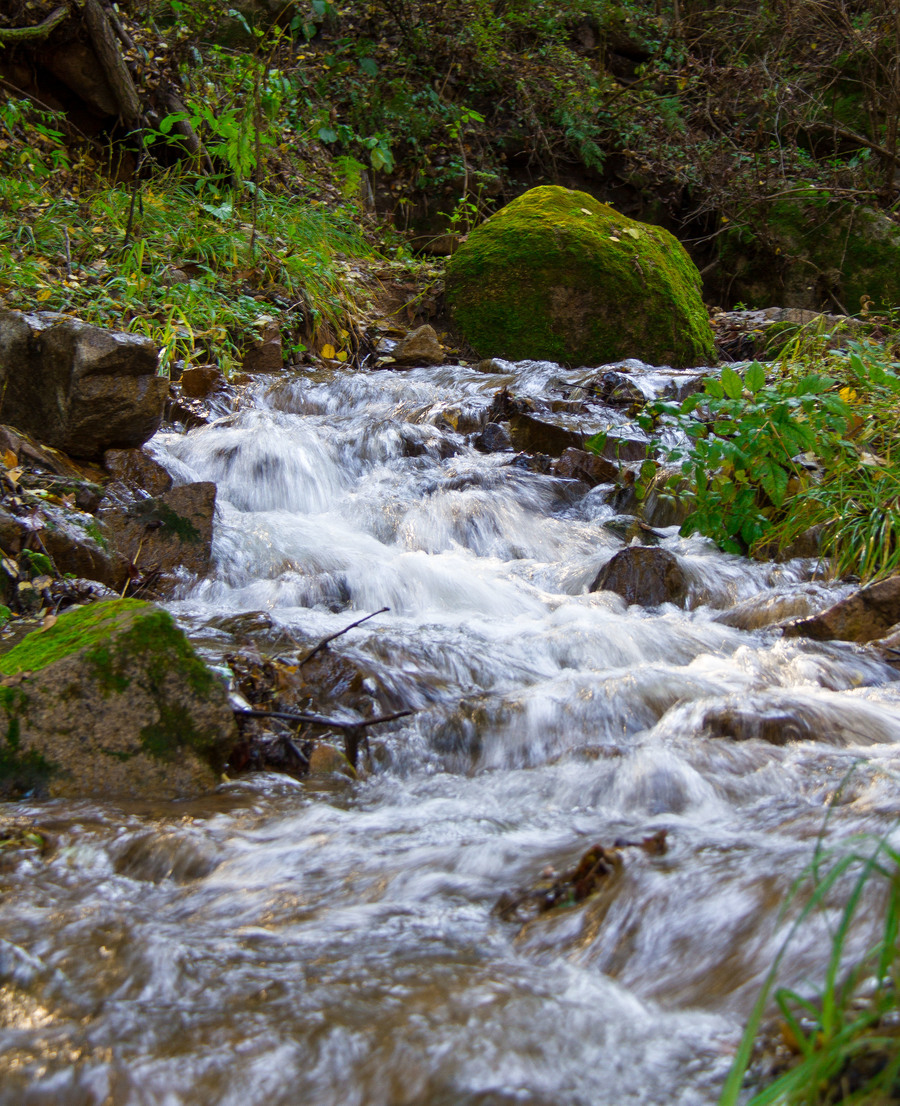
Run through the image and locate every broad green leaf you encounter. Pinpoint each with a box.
[720,364,743,400]
[704,377,724,399]
[759,458,789,507]
[744,362,766,394]
[359,57,379,77]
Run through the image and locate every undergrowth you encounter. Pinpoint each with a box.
[0,95,375,374]
[630,328,900,582]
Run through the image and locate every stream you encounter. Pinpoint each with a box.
[2,356,900,1105]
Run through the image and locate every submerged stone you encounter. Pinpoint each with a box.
[446,185,715,368]
[0,598,236,800]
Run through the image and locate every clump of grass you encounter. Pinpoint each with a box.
[720,825,900,1106]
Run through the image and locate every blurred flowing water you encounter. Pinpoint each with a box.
[2,358,900,1105]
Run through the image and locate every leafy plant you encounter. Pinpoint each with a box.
[631,337,900,580]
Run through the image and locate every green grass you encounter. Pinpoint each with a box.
[0,97,373,374]
[720,814,900,1106]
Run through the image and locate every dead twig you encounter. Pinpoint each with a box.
[299,606,389,666]
[234,705,413,770]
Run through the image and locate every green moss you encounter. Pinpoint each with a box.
[727,196,900,312]
[446,185,715,368]
[0,599,151,675]
[125,500,201,543]
[0,599,222,766]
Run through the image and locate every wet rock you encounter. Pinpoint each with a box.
[180,364,227,399]
[391,324,445,367]
[0,310,167,461]
[473,422,513,452]
[553,447,618,486]
[701,704,815,745]
[307,743,354,778]
[782,575,900,644]
[590,546,689,607]
[99,481,217,586]
[0,425,106,486]
[715,589,833,631]
[585,370,647,411]
[509,412,583,457]
[602,515,664,545]
[103,448,173,498]
[0,599,236,801]
[39,506,118,587]
[506,452,554,474]
[241,322,283,373]
[591,432,649,463]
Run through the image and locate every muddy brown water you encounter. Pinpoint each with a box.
[2,358,899,1105]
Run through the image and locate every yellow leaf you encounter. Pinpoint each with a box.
[321,343,336,359]
[623,227,641,239]
[579,207,592,215]
[336,350,348,362]
[36,289,52,302]
[839,386,858,404]
[1,450,17,469]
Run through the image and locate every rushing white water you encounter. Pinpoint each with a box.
[2,358,899,1106]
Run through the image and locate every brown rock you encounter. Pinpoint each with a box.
[553,447,618,485]
[242,324,283,373]
[39,506,119,587]
[509,413,583,457]
[0,425,106,484]
[701,704,814,745]
[100,482,217,583]
[180,364,227,399]
[307,743,354,778]
[474,423,513,452]
[103,448,173,497]
[391,324,445,367]
[782,575,900,644]
[590,546,689,607]
[0,310,167,460]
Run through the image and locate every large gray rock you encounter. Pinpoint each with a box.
[0,599,236,800]
[0,310,167,460]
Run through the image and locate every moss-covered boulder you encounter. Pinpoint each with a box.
[0,599,236,801]
[446,186,715,368]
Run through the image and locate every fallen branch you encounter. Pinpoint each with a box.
[300,606,389,666]
[234,707,412,731]
[234,704,413,770]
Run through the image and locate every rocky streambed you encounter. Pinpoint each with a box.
[1,345,899,1105]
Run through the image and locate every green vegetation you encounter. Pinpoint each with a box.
[0,93,372,374]
[720,826,900,1106]
[633,334,900,581]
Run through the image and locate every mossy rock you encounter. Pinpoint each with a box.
[0,598,236,801]
[446,186,715,368]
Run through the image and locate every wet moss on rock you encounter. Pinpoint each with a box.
[446,185,715,368]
